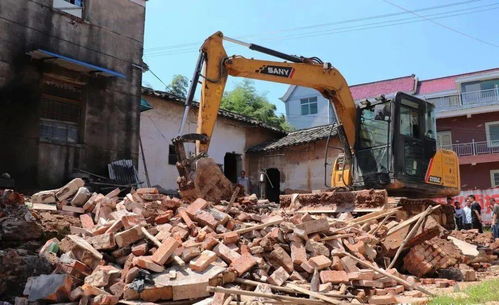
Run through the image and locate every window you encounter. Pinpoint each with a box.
[300,97,318,115]
[359,102,390,148]
[53,0,84,18]
[168,145,177,165]
[485,121,499,147]
[425,103,436,140]
[39,77,82,144]
[490,170,499,187]
[399,98,420,138]
[437,131,453,149]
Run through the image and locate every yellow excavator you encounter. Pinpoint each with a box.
[173,31,460,203]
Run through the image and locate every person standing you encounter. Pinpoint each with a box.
[467,195,483,233]
[491,198,499,239]
[237,170,250,194]
[462,199,473,230]
[454,201,464,230]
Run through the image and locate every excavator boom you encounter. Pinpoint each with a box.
[174,31,460,202]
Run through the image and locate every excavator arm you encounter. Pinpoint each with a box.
[174,31,357,201]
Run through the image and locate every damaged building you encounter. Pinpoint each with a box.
[0,0,147,192]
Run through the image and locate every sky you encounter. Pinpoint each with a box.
[142,0,499,116]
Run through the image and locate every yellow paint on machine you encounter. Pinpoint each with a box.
[425,149,460,189]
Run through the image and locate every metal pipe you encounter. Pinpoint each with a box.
[178,51,205,136]
[223,36,303,63]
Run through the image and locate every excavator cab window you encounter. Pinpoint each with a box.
[354,101,392,187]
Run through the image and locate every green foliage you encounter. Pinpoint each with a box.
[166,74,189,99]
[221,80,292,131]
[429,279,499,305]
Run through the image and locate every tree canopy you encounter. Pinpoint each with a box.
[221,80,292,131]
[166,74,189,98]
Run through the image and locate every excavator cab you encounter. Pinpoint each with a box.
[332,92,460,198]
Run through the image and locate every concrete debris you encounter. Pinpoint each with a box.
[1,183,498,305]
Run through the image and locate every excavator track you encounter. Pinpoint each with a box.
[280,189,455,230]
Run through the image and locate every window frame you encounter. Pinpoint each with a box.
[52,0,85,19]
[485,121,499,147]
[39,76,83,145]
[437,130,453,149]
[168,145,178,165]
[490,169,499,187]
[300,96,318,116]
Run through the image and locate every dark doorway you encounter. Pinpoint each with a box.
[224,153,241,183]
[265,168,280,203]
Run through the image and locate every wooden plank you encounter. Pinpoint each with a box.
[31,203,57,211]
[286,283,342,304]
[207,286,327,305]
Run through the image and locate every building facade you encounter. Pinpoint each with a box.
[281,68,499,191]
[0,0,146,191]
[139,89,285,195]
[247,125,341,200]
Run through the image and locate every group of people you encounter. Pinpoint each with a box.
[448,195,499,239]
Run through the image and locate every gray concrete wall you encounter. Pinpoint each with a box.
[0,0,145,191]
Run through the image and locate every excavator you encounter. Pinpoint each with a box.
[173,31,460,208]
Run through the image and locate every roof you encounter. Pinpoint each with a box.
[349,75,417,100]
[247,124,336,152]
[141,87,286,134]
[417,67,499,95]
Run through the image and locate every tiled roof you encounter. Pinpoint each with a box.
[350,75,416,100]
[142,87,286,134]
[417,68,499,95]
[247,124,336,152]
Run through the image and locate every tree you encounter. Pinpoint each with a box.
[221,80,292,131]
[166,74,189,98]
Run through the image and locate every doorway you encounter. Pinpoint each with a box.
[224,153,241,183]
[265,168,280,203]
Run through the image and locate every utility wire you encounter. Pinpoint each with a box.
[144,0,486,55]
[382,0,499,48]
[146,68,169,89]
[144,2,498,57]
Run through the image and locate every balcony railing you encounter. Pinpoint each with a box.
[427,88,499,112]
[440,140,499,157]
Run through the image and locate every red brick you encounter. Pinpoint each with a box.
[93,294,119,305]
[300,261,314,273]
[121,215,142,230]
[270,245,293,273]
[87,233,115,250]
[230,254,256,276]
[295,218,330,235]
[368,295,397,304]
[320,270,349,284]
[115,225,143,248]
[193,210,218,228]
[290,240,307,266]
[131,242,148,256]
[222,231,239,244]
[80,214,94,230]
[133,256,164,273]
[186,198,208,216]
[189,250,217,272]
[214,243,241,264]
[202,237,218,250]
[151,237,180,265]
[308,255,332,270]
[212,292,226,305]
[268,267,289,286]
[178,208,195,229]
[155,210,174,224]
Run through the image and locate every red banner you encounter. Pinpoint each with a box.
[436,188,499,225]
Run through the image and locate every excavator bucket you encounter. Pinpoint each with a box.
[173,134,233,202]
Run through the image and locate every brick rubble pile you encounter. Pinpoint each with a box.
[1,179,498,305]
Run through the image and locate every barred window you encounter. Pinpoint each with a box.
[39,77,82,144]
